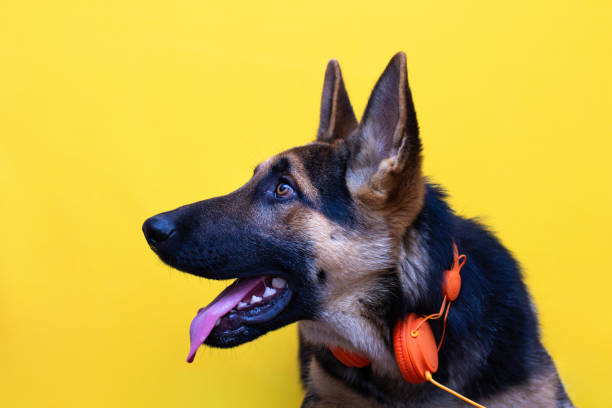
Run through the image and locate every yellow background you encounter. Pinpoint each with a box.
[1,1,610,406]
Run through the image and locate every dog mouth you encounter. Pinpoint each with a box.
[186,275,291,363]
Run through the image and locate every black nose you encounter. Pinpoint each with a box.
[143,215,176,246]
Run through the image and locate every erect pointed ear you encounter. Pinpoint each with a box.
[316,59,358,143]
[347,52,425,234]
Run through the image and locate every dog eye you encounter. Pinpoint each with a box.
[275,182,294,198]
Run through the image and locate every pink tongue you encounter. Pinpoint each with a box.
[186,276,265,363]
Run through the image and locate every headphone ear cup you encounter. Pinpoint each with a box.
[393,316,420,383]
[329,346,370,368]
[393,313,439,383]
[443,269,461,301]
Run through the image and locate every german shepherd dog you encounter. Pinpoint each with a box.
[143,53,573,407]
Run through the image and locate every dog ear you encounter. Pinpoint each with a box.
[346,52,424,234]
[316,59,358,143]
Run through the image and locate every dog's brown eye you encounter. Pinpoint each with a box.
[275,182,294,198]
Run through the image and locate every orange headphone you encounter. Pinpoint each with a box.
[329,242,486,408]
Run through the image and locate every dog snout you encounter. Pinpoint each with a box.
[143,214,176,247]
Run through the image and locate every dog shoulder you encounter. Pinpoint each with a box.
[482,361,574,407]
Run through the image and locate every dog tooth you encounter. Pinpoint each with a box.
[215,318,221,327]
[271,277,286,289]
[237,302,248,310]
[263,287,277,298]
[250,295,262,304]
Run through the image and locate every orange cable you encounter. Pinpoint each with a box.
[437,301,452,352]
[412,297,447,336]
[425,371,486,408]
[457,254,466,269]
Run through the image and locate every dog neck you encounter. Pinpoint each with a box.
[299,185,455,381]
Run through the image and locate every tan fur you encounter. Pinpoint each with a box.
[305,358,386,408]
[296,208,402,376]
[346,53,426,239]
[252,157,273,179]
[482,365,564,408]
[287,133,428,378]
[282,151,320,203]
[317,59,358,143]
[295,200,567,407]
[351,158,425,240]
[319,62,342,143]
[249,146,416,378]
[306,359,453,408]
[295,201,433,389]
[269,54,567,408]
[305,353,565,408]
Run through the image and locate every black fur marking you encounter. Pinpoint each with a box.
[556,377,572,406]
[292,143,356,226]
[300,392,321,408]
[357,270,403,352]
[144,183,322,347]
[407,185,545,399]
[271,157,290,174]
[316,269,327,284]
[299,331,314,388]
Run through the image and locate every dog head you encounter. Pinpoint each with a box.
[143,53,425,358]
